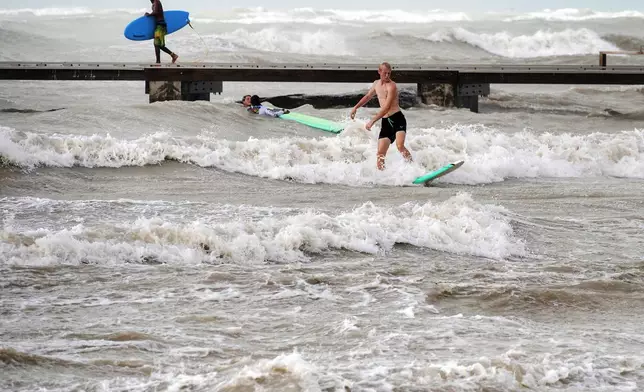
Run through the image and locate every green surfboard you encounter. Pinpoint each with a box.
[413,160,464,186]
[280,112,344,134]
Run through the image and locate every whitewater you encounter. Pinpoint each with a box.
[1,6,643,392]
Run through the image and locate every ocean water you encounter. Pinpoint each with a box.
[1,6,644,392]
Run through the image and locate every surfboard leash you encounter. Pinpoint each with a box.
[187,20,210,63]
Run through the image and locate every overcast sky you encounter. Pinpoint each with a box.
[2,0,643,12]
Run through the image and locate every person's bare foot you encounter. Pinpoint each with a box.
[377,155,385,170]
[171,53,179,63]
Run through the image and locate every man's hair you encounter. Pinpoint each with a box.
[242,94,251,101]
[379,62,392,70]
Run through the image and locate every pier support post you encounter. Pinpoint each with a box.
[417,83,455,108]
[455,84,489,113]
[455,95,479,113]
[417,82,489,113]
[147,81,181,103]
[146,80,222,103]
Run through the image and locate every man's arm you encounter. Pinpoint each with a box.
[369,82,396,123]
[354,84,376,109]
[147,0,161,17]
[350,82,376,118]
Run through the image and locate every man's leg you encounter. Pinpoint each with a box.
[158,46,178,63]
[376,138,391,170]
[153,26,164,63]
[395,131,413,162]
[154,45,161,63]
[153,25,177,63]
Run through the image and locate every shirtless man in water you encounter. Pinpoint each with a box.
[350,62,412,170]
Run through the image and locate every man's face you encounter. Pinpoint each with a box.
[378,65,391,82]
[242,95,251,107]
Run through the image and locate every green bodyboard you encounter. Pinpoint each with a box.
[280,112,344,133]
[413,160,464,185]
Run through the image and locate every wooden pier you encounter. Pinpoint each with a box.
[2,62,644,112]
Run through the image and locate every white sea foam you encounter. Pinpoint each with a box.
[0,193,526,265]
[212,8,470,25]
[215,352,324,391]
[0,7,145,17]
[376,349,643,390]
[2,125,642,184]
[504,8,644,22]
[195,28,353,55]
[427,28,619,58]
[0,7,92,16]
[1,6,641,23]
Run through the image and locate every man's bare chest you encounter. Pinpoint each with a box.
[375,84,389,100]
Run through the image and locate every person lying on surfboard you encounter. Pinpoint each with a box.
[350,62,412,170]
[145,0,179,64]
[242,95,290,117]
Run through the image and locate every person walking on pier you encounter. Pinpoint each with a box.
[350,62,412,170]
[145,0,179,64]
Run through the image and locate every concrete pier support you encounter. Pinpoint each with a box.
[457,84,489,113]
[455,96,479,113]
[147,81,181,103]
[417,82,489,113]
[417,83,455,108]
[146,80,222,103]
